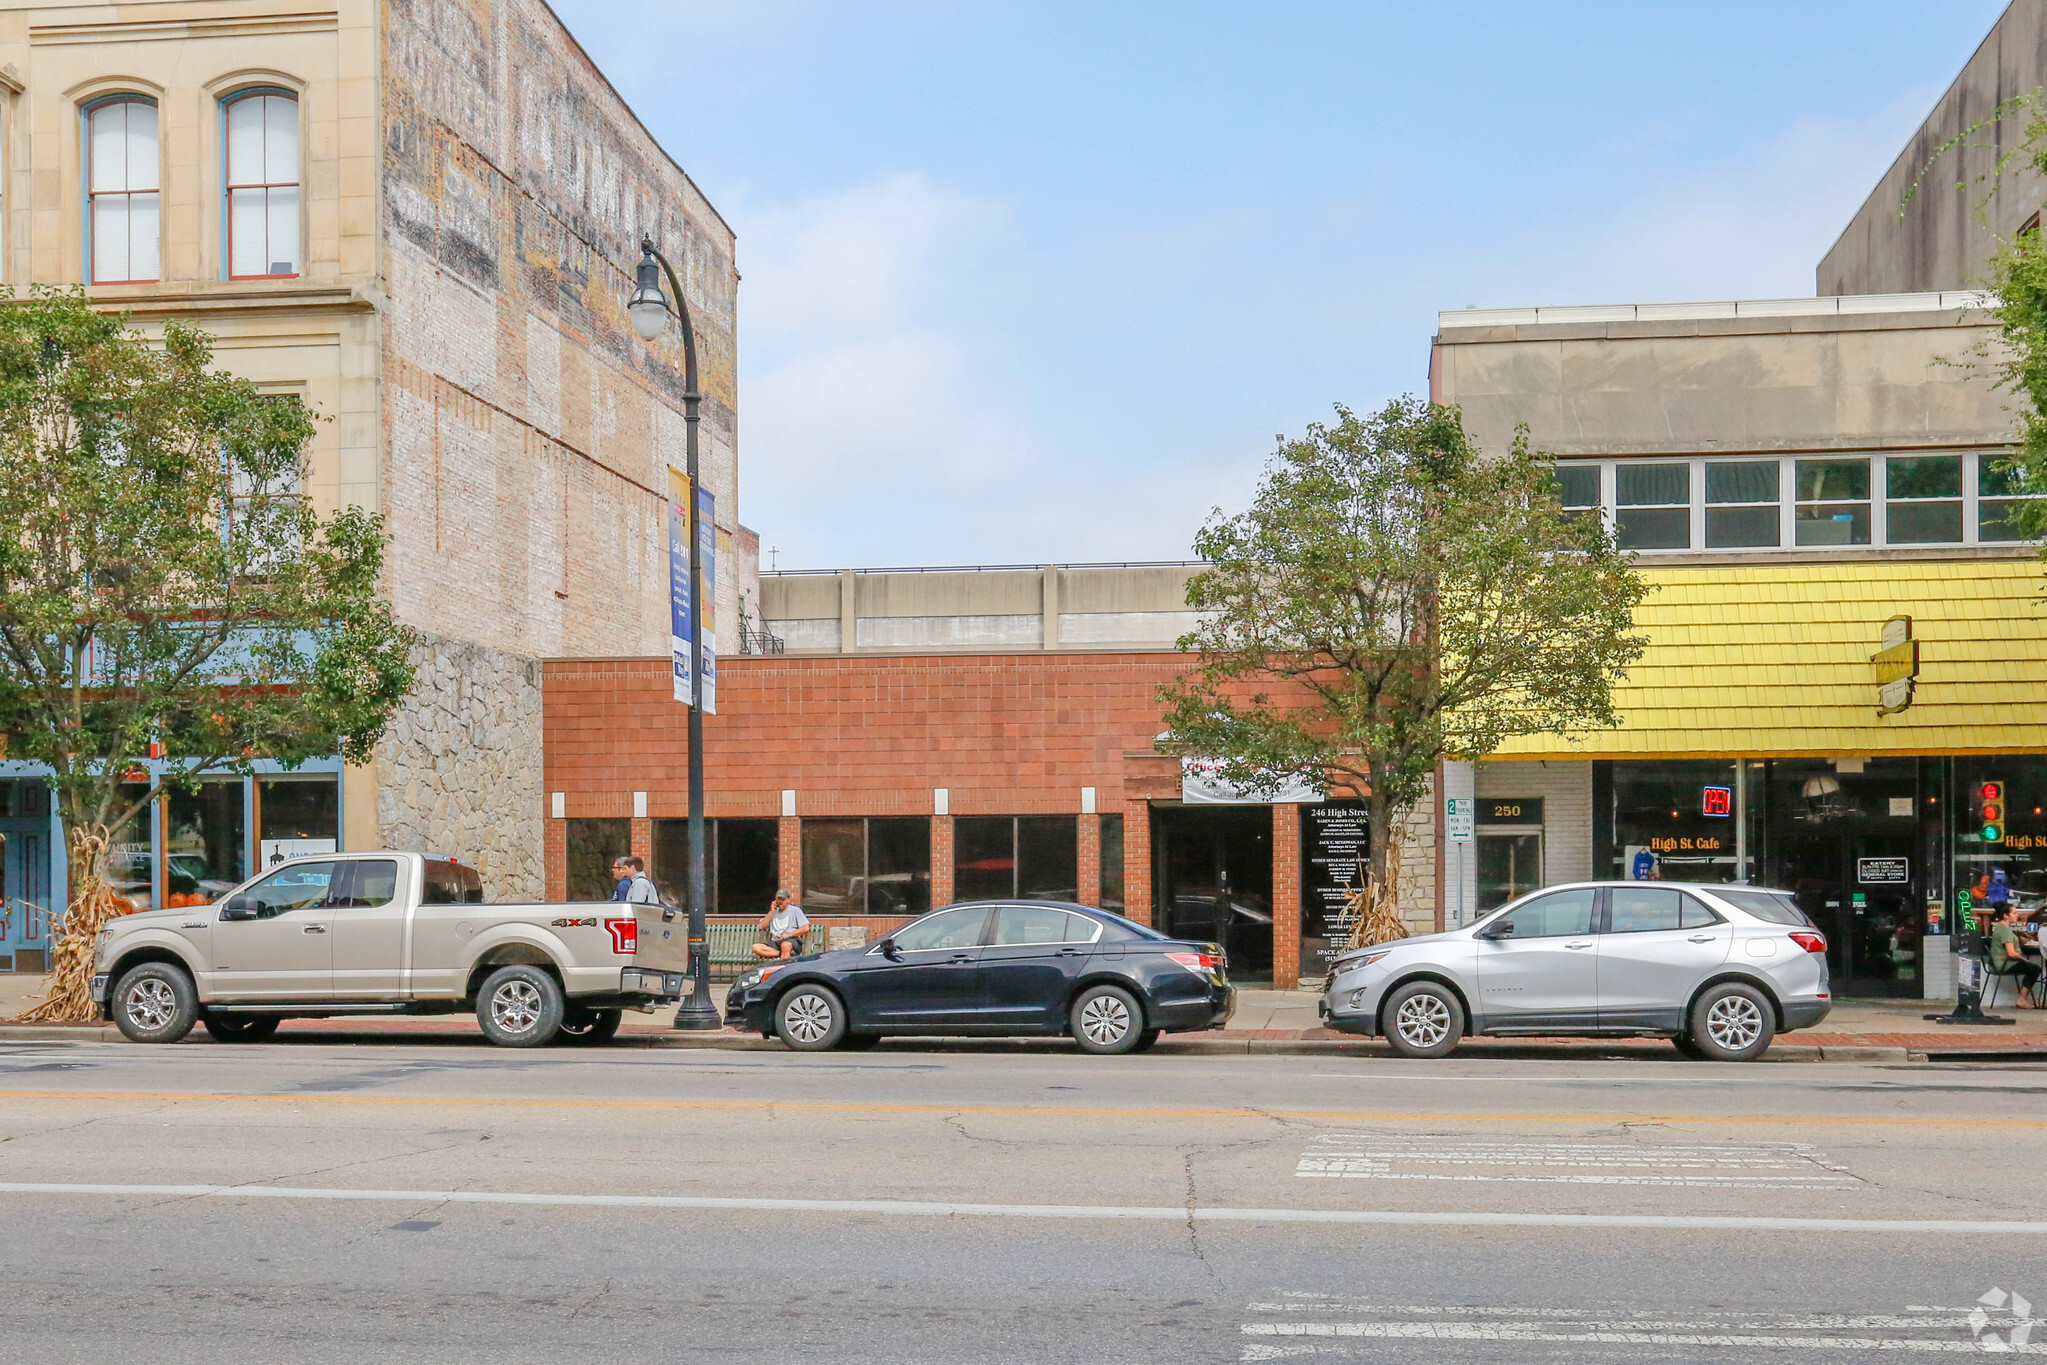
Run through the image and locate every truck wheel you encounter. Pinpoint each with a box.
[775,985,846,1051]
[113,963,199,1044]
[203,1014,280,1043]
[559,1007,623,1045]
[477,965,565,1047]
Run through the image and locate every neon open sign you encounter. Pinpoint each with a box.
[1702,785,1733,818]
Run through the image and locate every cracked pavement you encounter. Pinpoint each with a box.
[0,1041,2044,1361]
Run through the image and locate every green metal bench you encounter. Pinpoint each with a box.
[706,923,762,978]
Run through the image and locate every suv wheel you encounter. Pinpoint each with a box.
[1071,985,1144,1054]
[203,1014,280,1044]
[477,964,565,1047]
[1687,982,1775,1062]
[776,985,847,1051]
[1382,980,1464,1059]
[113,963,200,1044]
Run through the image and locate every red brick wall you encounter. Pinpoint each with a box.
[777,815,801,897]
[931,815,955,906]
[1122,798,1152,926]
[1273,802,1301,987]
[1076,811,1100,908]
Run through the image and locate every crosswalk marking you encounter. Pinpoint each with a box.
[1295,1135,1860,1189]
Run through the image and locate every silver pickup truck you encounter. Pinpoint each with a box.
[90,850,692,1047]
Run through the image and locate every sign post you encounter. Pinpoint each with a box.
[1446,797,1473,927]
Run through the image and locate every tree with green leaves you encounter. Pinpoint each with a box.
[1159,398,1646,935]
[0,289,416,1021]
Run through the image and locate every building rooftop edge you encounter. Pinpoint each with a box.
[1436,290,1990,332]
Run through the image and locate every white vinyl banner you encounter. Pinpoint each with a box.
[1179,756,1321,804]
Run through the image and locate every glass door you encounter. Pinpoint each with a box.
[1476,831,1543,912]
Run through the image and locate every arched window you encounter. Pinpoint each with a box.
[224,90,299,279]
[86,96,159,284]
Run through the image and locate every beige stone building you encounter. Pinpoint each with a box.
[0,0,750,931]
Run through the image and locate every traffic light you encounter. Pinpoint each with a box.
[1977,781,2006,844]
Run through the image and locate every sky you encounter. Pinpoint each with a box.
[551,0,2011,571]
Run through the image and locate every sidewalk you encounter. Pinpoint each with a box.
[6,977,2043,1060]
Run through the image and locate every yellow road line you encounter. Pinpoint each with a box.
[0,1088,2038,1128]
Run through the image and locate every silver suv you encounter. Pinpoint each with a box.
[1321,882,1831,1061]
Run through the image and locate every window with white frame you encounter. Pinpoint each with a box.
[87,96,160,283]
[1704,460,1780,549]
[1547,450,2032,553]
[224,90,299,279]
[1885,455,1963,544]
[1614,462,1689,550]
[1794,458,1870,547]
[1979,457,2046,541]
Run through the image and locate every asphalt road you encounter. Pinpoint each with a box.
[3,1037,2046,1362]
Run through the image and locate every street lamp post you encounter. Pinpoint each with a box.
[629,236,722,1031]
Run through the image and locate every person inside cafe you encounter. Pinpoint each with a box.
[751,889,810,960]
[1986,905,2041,1010]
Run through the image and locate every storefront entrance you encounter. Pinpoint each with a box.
[0,785,54,973]
[1152,804,1274,981]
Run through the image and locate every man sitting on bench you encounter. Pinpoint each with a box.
[752,889,810,960]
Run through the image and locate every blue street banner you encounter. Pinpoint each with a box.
[667,465,693,706]
[696,483,717,715]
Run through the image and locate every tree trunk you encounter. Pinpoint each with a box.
[13,823,125,1024]
[1347,788,1410,951]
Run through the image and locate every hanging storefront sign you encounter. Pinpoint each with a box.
[697,483,718,716]
[667,466,694,707]
[1872,614,1918,715]
[1178,756,1321,804]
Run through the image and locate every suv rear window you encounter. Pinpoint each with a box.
[1711,889,1811,926]
[422,860,484,904]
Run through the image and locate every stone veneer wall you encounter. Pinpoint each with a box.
[1397,771,1438,933]
[374,632,544,900]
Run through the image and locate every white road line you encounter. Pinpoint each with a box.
[2,1182,2045,1233]
[1240,1322,2038,1352]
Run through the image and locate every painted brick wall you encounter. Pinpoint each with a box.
[380,0,743,664]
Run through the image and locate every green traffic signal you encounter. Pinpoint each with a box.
[1983,823,2003,843]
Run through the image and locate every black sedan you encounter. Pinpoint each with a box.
[724,900,1234,1054]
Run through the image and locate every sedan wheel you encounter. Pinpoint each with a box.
[1070,985,1144,1055]
[1381,980,1465,1059]
[775,986,847,1051]
[1686,982,1775,1062]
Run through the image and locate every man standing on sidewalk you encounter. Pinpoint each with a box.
[610,856,660,905]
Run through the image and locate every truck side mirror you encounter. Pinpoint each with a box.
[219,896,259,922]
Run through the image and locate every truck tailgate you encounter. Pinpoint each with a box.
[633,906,693,974]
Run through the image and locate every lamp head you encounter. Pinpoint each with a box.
[628,239,669,341]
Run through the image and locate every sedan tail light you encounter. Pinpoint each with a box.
[1166,951,1224,975]
[1788,930,1826,954]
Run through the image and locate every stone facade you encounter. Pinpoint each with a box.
[375,632,544,899]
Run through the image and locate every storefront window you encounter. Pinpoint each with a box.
[800,818,865,912]
[1615,462,1689,550]
[1794,458,1870,546]
[866,816,931,914]
[1704,460,1780,548]
[651,818,780,914]
[164,779,245,905]
[1885,455,1963,544]
[1099,814,1125,911]
[255,775,338,872]
[1952,757,2047,932]
[1018,817,1078,900]
[566,817,630,901]
[954,817,1014,901]
[1601,759,1741,883]
[108,781,154,913]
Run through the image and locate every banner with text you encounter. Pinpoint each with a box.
[667,465,693,706]
[696,483,717,716]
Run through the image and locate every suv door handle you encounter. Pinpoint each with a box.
[1688,934,1718,943]
[1565,941,1592,949]
[302,924,327,934]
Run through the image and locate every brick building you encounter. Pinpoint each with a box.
[0,0,751,968]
